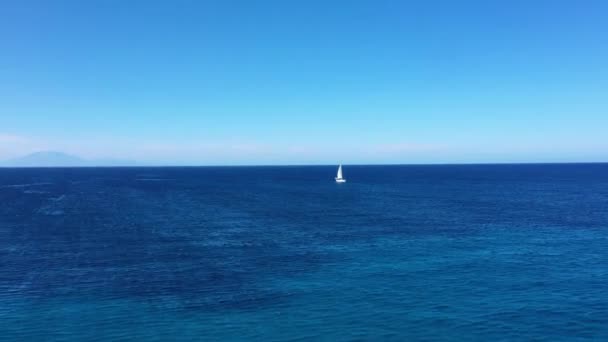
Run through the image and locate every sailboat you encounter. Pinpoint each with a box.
[335,164,346,183]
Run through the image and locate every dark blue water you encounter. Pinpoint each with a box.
[1,165,607,341]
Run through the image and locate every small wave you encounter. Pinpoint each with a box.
[36,207,64,216]
[0,182,52,189]
[23,190,50,194]
[136,178,173,181]
[50,195,66,202]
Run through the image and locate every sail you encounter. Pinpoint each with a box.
[336,165,343,179]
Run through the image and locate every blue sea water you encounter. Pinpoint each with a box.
[1,164,607,341]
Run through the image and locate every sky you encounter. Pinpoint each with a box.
[1,0,607,165]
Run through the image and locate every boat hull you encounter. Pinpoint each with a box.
[335,178,346,183]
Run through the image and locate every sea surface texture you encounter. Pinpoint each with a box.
[1,165,607,341]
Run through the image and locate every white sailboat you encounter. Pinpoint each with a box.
[335,164,346,183]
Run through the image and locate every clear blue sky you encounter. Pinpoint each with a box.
[1,0,607,164]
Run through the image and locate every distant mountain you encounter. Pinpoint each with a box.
[2,151,86,167]
[1,151,136,167]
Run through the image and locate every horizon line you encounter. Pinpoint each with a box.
[1,161,607,168]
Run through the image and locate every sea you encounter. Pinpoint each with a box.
[1,164,607,341]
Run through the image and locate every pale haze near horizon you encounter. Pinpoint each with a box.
[1,1,607,165]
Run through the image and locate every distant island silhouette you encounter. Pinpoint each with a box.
[1,151,136,167]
